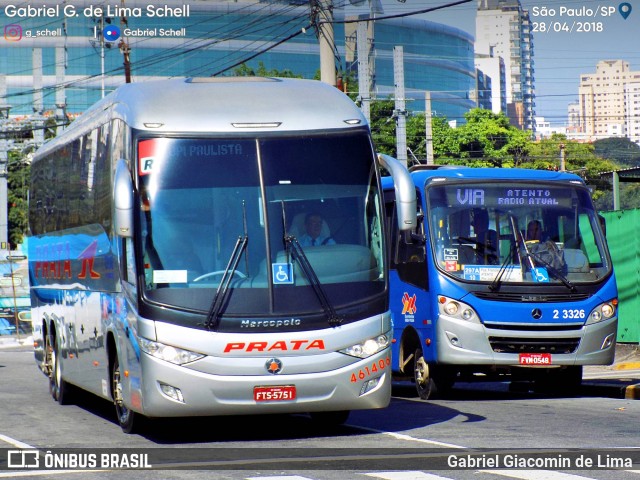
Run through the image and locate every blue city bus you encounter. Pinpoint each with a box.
[382,165,618,398]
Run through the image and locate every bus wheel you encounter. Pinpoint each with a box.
[49,334,72,405]
[112,357,137,433]
[309,410,350,426]
[414,348,433,400]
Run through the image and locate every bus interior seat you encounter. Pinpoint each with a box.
[563,248,589,273]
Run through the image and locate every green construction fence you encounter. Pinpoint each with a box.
[601,209,640,343]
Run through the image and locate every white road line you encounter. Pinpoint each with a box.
[482,470,596,479]
[0,470,95,478]
[246,476,313,480]
[0,433,36,449]
[350,425,466,449]
[364,471,455,479]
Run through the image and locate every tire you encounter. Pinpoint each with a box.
[309,410,350,426]
[112,357,138,434]
[414,348,433,400]
[49,333,72,405]
[413,348,457,400]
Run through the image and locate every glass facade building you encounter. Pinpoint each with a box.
[1,0,475,122]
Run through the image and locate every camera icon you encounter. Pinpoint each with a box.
[4,24,22,41]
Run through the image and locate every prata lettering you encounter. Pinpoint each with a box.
[241,318,302,328]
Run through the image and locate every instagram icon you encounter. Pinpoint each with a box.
[4,24,22,41]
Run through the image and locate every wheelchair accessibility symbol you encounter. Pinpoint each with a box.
[272,263,294,284]
[532,267,550,283]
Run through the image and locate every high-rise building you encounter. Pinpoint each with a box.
[475,0,535,131]
[578,60,640,143]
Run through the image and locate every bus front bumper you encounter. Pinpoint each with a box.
[435,313,617,367]
[125,349,391,418]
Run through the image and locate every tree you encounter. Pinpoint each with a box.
[593,137,640,167]
[233,61,302,79]
[7,150,30,247]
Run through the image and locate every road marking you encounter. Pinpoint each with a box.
[0,471,92,478]
[483,470,596,479]
[365,472,455,479]
[0,433,36,449]
[350,425,466,449]
[247,477,312,480]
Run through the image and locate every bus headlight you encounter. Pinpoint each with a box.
[340,332,390,359]
[139,338,205,365]
[586,299,617,325]
[438,296,479,323]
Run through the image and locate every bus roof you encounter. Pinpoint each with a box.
[35,77,368,159]
[382,166,586,189]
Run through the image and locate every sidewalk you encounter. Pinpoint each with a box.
[583,343,640,400]
[0,333,33,349]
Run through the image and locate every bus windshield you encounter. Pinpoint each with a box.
[138,132,385,324]
[427,182,611,285]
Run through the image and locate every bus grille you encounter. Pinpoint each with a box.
[473,292,591,302]
[489,337,581,354]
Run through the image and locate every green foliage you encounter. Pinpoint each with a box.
[7,151,30,247]
[233,61,303,79]
[593,137,640,167]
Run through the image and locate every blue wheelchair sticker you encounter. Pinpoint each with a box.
[272,263,294,284]
[532,267,550,283]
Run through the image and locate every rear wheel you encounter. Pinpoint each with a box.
[49,333,72,405]
[112,357,138,433]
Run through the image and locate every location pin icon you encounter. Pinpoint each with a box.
[619,2,632,19]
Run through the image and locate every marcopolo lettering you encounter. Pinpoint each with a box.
[241,318,302,328]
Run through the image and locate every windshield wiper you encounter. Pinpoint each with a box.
[526,248,576,292]
[284,235,342,327]
[204,202,249,331]
[488,243,516,292]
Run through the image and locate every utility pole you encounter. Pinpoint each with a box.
[393,46,407,167]
[559,143,566,171]
[425,91,434,165]
[0,76,8,249]
[316,0,336,86]
[356,21,371,124]
[119,0,132,83]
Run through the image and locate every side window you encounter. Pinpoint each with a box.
[384,189,428,290]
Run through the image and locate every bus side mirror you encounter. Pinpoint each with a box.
[114,159,134,238]
[377,153,417,232]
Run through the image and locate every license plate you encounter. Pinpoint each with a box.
[254,385,296,402]
[519,353,552,365]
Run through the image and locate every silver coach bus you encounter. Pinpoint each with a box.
[28,77,415,433]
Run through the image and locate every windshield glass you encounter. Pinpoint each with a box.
[427,182,611,285]
[138,133,385,321]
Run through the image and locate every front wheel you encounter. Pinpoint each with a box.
[413,348,457,400]
[112,357,138,433]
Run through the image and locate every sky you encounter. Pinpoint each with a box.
[373,0,639,126]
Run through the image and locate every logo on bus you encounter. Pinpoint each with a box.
[402,293,417,315]
[265,358,283,374]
